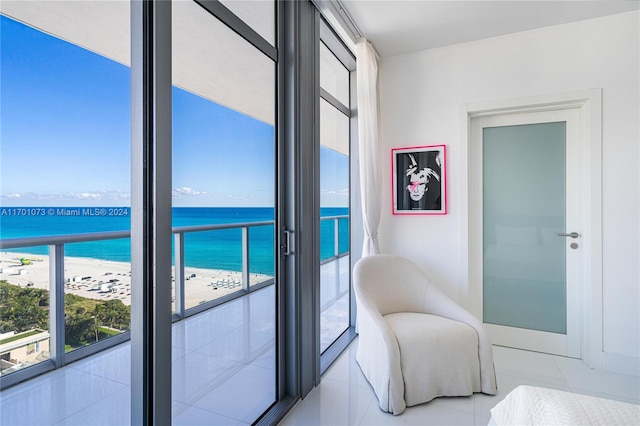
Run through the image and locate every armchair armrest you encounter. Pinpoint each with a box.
[421,285,497,395]
[355,287,407,415]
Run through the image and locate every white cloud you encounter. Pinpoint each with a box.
[73,192,103,199]
[172,186,204,197]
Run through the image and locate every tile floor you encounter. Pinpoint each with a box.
[0,286,276,426]
[2,251,638,425]
[0,257,352,426]
[280,339,640,426]
[320,256,351,352]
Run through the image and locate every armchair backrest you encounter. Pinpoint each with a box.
[354,254,431,316]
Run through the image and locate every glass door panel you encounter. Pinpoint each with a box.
[319,51,350,352]
[219,0,275,47]
[0,4,131,375]
[482,122,567,333]
[320,42,350,107]
[172,1,275,423]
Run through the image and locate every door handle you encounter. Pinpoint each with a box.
[282,229,294,256]
[557,232,579,239]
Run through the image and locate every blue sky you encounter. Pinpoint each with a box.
[1,15,349,208]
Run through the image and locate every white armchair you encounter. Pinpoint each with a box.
[354,254,497,415]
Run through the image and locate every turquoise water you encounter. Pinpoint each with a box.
[0,207,349,276]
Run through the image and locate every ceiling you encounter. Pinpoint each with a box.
[1,1,275,126]
[340,1,640,57]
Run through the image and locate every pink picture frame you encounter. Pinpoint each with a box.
[392,144,447,215]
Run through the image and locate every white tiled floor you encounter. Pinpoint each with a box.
[0,257,353,426]
[2,267,639,425]
[320,256,351,352]
[0,286,277,426]
[280,339,640,426]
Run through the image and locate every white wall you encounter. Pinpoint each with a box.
[377,11,639,370]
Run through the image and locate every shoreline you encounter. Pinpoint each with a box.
[0,251,273,309]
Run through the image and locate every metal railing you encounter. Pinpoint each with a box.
[320,215,349,262]
[171,221,277,318]
[0,215,348,388]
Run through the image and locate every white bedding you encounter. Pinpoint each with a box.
[490,385,640,425]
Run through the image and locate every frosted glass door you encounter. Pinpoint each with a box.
[482,122,567,334]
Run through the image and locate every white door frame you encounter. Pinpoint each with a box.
[459,89,603,368]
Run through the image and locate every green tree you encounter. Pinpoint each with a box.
[95,299,130,331]
[0,281,48,333]
[0,281,131,347]
[65,310,96,347]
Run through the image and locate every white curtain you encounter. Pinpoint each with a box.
[356,38,381,257]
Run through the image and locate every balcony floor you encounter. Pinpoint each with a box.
[1,284,275,425]
[0,257,351,425]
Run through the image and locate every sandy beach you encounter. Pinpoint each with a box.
[0,251,273,310]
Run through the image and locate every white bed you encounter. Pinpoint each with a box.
[490,385,640,425]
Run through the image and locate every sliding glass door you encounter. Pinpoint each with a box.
[318,24,356,355]
[0,1,361,423]
[171,1,277,423]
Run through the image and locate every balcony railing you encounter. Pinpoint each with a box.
[0,215,348,389]
[320,215,349,263]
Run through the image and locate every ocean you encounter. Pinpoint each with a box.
[0,207,349,276]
